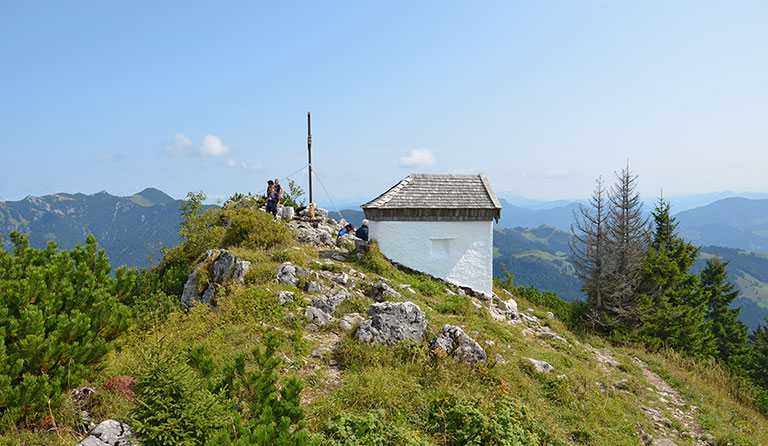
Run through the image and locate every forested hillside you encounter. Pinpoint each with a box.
[0,188,186,268]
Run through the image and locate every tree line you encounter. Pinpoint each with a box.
[571,164,768,410]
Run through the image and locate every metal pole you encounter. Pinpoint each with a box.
[307,112,313,204]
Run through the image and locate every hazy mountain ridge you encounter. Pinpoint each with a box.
[0,188,184,269]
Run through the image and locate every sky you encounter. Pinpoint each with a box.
[1,1,767,209]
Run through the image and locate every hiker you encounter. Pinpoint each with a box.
[266,180,274,198]
[355,219,369,241]
[265,185,278,216]
[274,179,283,204]
[338,223,355,238]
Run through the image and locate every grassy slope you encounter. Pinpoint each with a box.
[5,222,768,445]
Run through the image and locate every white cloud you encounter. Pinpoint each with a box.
[164,133,193,156]
[199,134,230,157]
[399,148,436,168]
[543,168,569,178]
[226,159,237,168]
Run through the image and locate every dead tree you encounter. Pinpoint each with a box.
[604,163,649,323]
[570,176,609,311]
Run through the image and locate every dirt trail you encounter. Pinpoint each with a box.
[300,331,343,405]
[632,357,714,446]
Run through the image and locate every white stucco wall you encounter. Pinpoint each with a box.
[369,220,494,295]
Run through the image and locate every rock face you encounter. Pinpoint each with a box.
[181,249,251,308]
[430,324,487,363]
[274,262,311,286]
[77,420,139,446]
[357,301,427,345]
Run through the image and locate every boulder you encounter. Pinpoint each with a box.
[181,249,251,308]
[371,283,401,302]
[77,420,139,446]
[430,324,487,363]
[277,291,295,305]
[305,306,331,326]
[357,301,427,345]
[524,357,554,373]
[304,281,321,293]
[309,290,350,315]
[280,206,295,221]
[274,262,311,286]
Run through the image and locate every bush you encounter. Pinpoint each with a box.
[219,206,291,251]
[323,410,429,446]
[436,294,475,317]
[214,334,310,445]
[358,241,394,275]
[130,351,226,446]
[0,233,130,427]
[425,395,542,446]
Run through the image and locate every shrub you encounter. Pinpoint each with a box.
[323,409,429,446]
[214,334,310,445]
[358,241,394,275]
[219,206,292,251]
[436,294,475,317]
[411,275,443,297]
[425,395,542,446]
[130,351,226,446]
[0,233,130,428]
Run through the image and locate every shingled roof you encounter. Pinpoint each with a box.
[361,173,502,222]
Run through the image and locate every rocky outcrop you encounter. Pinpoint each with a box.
[430,324,487,363]
[280,205,295,221]
[181,250,251,308]
[371,283,401,302]
[357,301,427,345]
[274,262,311,286]
[77,420,139,446]
[309,290,350,315]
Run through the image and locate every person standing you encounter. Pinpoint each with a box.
[274,179,283,204]
[266,185,278,216]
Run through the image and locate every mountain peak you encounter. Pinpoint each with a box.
[131,188,175,206]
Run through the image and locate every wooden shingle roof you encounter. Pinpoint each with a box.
[361,173,502,222]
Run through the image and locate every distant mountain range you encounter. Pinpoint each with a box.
[6,188,768,329]
[0,188,185,269]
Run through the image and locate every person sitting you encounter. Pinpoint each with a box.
[265,185,278,216]
[355,219,369,241]
[338,223,355,238]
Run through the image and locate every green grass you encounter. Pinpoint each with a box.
[7,212,768,445]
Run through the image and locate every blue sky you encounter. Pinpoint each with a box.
[1,1,767,208]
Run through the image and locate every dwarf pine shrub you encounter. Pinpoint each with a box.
[0,233,130,427]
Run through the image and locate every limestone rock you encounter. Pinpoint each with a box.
[181,249,251,308]
[305,306,331,326]
[277,291,295,305]
[371,283,401,302]
[77,420,139,446]
[305,281,321,293]
[430,324,487,363]
[524,357,554,373]
[280,206,295,221]
[309,290,350,315]
[651,440,678,446]
[275,262,310,286]
[357,301,427,345]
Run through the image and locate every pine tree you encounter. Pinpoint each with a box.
[702,257,749,366]
[748,321,768,389]
[570,176,609,311]
[637,199,714,357]
[0,232,130,426]
[604,164,649,323]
